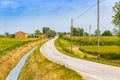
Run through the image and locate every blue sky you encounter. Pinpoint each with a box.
[0,0,119,34]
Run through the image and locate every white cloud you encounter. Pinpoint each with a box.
[0,0,21,9]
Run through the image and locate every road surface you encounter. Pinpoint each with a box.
[40,38,120,80]
[6,46,37,80]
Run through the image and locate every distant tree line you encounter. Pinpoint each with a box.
[0,27,56,38]
[59,27,119,38]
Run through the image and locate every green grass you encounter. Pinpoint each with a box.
[63,36,119,46]
[79,46,119,59]
[18,40,84,80]
[55,38,120,67]
[0,38,39,56]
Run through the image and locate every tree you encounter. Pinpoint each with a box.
[72,27,84,36]
[84,32,89,36]
[102,30,113,36]
[35,29,41,35]
[95,29,101,36]
[77,28,84,36]
[59,32,64,38]
[113,1,120,36]
[112,28,119,36]
[47,30,56,37]
[72,27,77,36]
[11,34,15,38]
[43,27,50,34]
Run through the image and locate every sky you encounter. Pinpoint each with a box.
[0,0,119,34]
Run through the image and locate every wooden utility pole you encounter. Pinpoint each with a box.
[89,24,91,37]
[97,0,100,60]
[71,18,73,52]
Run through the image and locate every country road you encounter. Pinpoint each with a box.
[40,37,120,80]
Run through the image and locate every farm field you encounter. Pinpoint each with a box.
[18,40,84,80]
[0,38,39,56]
[64,36,119,46]
[55,37,120,66]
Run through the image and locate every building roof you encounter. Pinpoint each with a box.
[15,31,28,34]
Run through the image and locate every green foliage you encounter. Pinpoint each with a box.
[11,34,15,38]
[42,27,50,34]
[59,32,64,38]
[112,28,119,36]
[35,29,41,35]
[84,55,88,58]
[84,32,89,36]
[47,30,56,37]
[63,36,119,46]
[79,46,119,60]
[113,1,120,28]
[72,27,84,36]
[102,30,113,36]
[95,29,101,36]
[57,38,74,54]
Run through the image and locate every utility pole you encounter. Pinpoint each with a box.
[4,24,6,38]
[89,24,91,37]
[71,18,73,52]
[97,0,100,60]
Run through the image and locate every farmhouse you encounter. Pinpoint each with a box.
[15,31,28,39]
[34,34,48,38]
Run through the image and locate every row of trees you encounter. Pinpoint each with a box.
[35,27,56,37]
[72,27,117,36]
[59,27,119,38]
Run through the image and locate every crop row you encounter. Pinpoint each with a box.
[0,38,39,56]
[63,36,119,46]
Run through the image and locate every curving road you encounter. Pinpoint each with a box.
[40,38,120,80]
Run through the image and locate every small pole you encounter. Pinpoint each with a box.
[71,18,73,52]
[4,24,6,38]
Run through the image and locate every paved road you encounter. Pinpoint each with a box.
[6,46,37,80]
[40,38,120,80]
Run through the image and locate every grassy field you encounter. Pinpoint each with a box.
[0,38,39,56]
[55,38,120,67]
[79,46,119,59]
[18,40,84,80]
[64,36,119,46]
[0,38,41,80]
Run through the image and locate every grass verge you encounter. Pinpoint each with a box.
[0,40,41,80]
[18,39,84,80]
[55,38,120,67]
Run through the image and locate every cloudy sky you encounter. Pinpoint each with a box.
[0,0,119,34]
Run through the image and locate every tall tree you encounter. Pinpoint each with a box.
[72,27,77,36]
[35,29,41,35]
[77,28,84,36]
[102,30,113,36]
[112,28,119,36]
[43,27,50,34]
[47,30,56,37]
[113,1,120,53]
[113,1,120,36]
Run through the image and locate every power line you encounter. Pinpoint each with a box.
[73,0,107,20]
